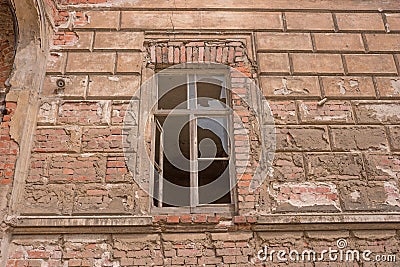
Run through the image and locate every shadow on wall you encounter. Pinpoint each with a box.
[0,0,16,120]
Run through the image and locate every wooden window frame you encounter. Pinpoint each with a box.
[149,69,237,215]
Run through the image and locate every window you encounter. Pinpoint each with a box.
[151,69,236,213]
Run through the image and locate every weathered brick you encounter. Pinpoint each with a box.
[330,126,389,151]
[313,33,364,51]
[94,32,144,50]
[42,75,88,98]
[336,13,385,31]
[272,153,305,182]
[364,153,400,181]
[256,33,312,51]
[353,101,400,124]
[38,101,58,125]
[116,52,142,73]
[345,54,397,74]
[269,100,297,124]
[46,52,66,73]
[258,53,290,74]
[121,11,282,30]
[105,155,131,183]
[82,127,131,152]
[366,34,400,52]
[74,11,119,29]
[298,100,354,124]
[260,76,320,98]
[33,127,81,153]
[111,101,138,125]
[87,75,140,98]
[389,126,400,151]
[276,126,330,151]
[58,101,111,125]
[385,13,400,31]
[322,76,376,98]
[272,182,340,212]
[305,153,364,180]
[375,77,400,98]
[53,31,93,50]
[285,12,334,31]
[292,54,344,74]
[66,52,115,73]
[23,184,75,214]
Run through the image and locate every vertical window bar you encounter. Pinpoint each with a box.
[156,120,164,207]
[190,114,199,207]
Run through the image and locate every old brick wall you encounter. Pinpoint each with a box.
[2,0,400,266]
[0,0,15,119]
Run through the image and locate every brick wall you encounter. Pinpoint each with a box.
[0,0,15,119]
[2,0,400,266]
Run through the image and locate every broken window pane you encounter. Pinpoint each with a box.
[197,117,229,158]
[196,76,227,109]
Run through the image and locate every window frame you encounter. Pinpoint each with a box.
[149,68,238,214]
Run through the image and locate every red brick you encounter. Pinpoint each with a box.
[292,53,344,74]
[273,153,305,182]
[298,100,354,124]
[258,53,290,74]
[286,12,334,31]
[336,13,385,31]
[385,13,400,31]
[329,126,389,151]
[322,76,376,98]
[166,215,180,223]
[313,33,364,51]
[256,32,312,51]
[345,54,397,74]
[276,126,330,151]
[375,77,400,98]
[366,34,400,52]
[260,76,321,98]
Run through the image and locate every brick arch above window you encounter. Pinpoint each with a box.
[146,41,255,77]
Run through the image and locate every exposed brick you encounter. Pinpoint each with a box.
[336,13,385,31]
[353,101,400,124]
[74,11,120,29]
[366,34,400,52]
[292,53,344,74]
[276,126,330,151]
[94,32,144,50]
[375,77,400,98]
[385,13,400,31]
[46,52,66,73]
[111,101,138,126]
[42,75,88,98]
[66,52,115,73]
[269,100,297,124]
[313,33,364,51]
[33,127,81,153]
[389,126,400,151]
[256,33,312,51]
[364,153,400,181]
[116,52,142,73]
[58,101,111,125]
[285,12,334,31]
[87,75,140,98]
[258,53,290,74]
[298,100,354,124]
[272,153,305,182]
[330,126,389,151]
[305,153,364,180]
[53,31,93,50]
[82,127,131,152]
[345,54,397,74]
[260,76,321,98]
[322,76,376,98]
[272,182,340,212]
